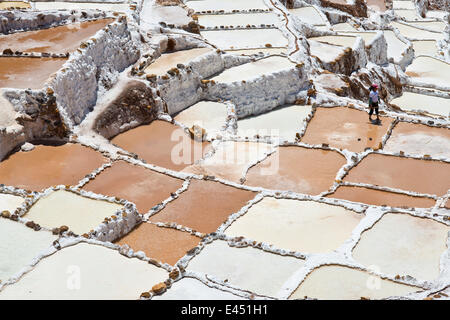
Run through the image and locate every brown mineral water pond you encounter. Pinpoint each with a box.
[115,222,202,265]
[111,120,211,171]
[366,0,387,11]
[82,160,184,214]
[149,179,256,234]
[244,146,347,195]
[0,143,107,191]
[301,107,394,152]
[0,57,67,89]
[0,19,114,54]
[344,153,450,196]
[327,185,436,208]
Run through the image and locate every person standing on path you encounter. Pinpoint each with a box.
[368,84,380,123]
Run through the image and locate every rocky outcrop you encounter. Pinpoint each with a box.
[319,0,368,18]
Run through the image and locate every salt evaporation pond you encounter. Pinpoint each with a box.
[144,48,212,77]
[33,1,131,12]
[391,21,444,41]
[174,101,227,136]
[196,12,279,28]
[0,19,114,54]
[412,40,438,57]
[0,57,67,89]
[200,28,288,50]
[288,6,327,26]
[406,56,450,88]
[185,0,268,12]
[390,91,449,118]
[0,1,30,9]
[210,56,295,83]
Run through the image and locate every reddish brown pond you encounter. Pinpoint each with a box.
[149,179,256,234]
[344,153,450,196]
[0,19,114,54]
[327,185,436,208]
[111,120,212,172]
[0,57,67,89]
[366,0,387,11]
[0,143,107,191]
[82,160,184,214]
[115,222,202,265]
[301,107,394,152]
[244,146,347,195]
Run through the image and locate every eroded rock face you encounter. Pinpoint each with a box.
[319,0,368,18]
[94,81,158,139]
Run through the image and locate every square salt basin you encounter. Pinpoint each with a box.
[149,179,256,234]
[327,185,436,208]
[0,218,57,283]
[23,190,123,235]
[0,143,108,192]
[152,277,245,300]
[224,197,363,254]
[289,6,327,26]
[110,120,212,172]
[185,0,268,12]
[353,213,449,281]
[0,193,25,214]
[244,146,347,196]
[186,240,304,297]
[383,122,450,159]
[210,56,295,83]
[390,91,449,118]
[290,265,420,300]
[200,29,288,50]
[183,141,273,183]
[0,19,114,54]
[301,107,394,152]
[0,57,67,89]
[343,153,450,196]
[82,161,184,214]
[144,48,212,77]
[0,243,168,300]
[236,104,312,142]
[115,222,201,265]
[173,101,228,137]
[197,12,279,29]
[405,56,450,88]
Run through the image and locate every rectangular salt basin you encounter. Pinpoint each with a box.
[24,190,123,235]
[408,21,446,33]
[393,0,415,9]
[405,56,450,89]
[289,7,327,26]
[383,30,409,61]
[308,40,347,63]
[391,21,444,40]
[197,12,279,28]
[308,35,357,48]
[0,19,114,54]
[331,23,358,32]
[144,48,212,77]
[353,213,449,280]
[186,240,305,297]
[200,29,288,50]
[0,218,57,282]
[0,57,67,89]
[224,197,363,254]
[390,91,450,118]
[210,56,295,83]
[290,265,420,300]
[237,104,312,142]
[0,243,168,299]
[338,31,377,44]
[34,1,131,12]
[412,40,438,57]
[394,9,421,21]
[185,0,268,12]
[225,48,287,55]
